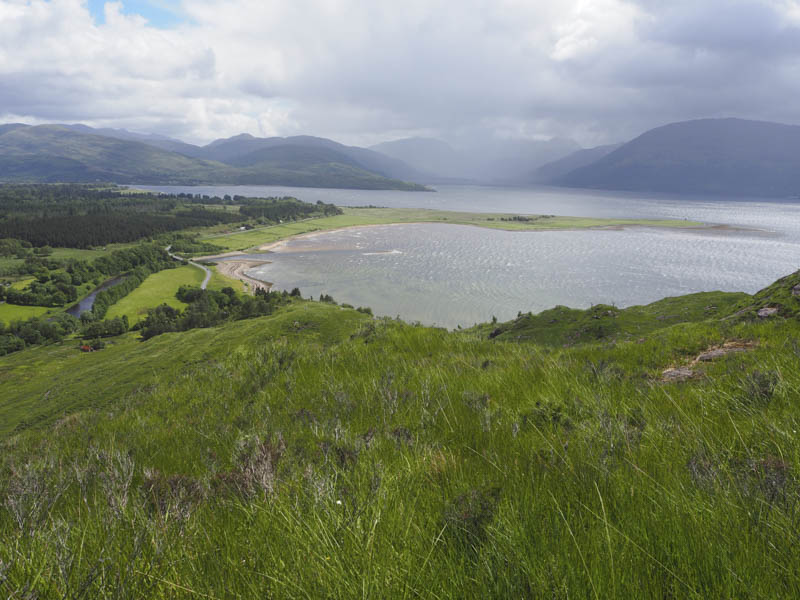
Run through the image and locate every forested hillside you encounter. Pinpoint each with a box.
[0,184,339,248]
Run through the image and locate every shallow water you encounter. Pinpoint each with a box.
[140,184,800,328]
[240,223,795,328]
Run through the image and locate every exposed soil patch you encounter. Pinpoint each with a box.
[661,366,695,383]
[661,340,758,382]
[692,340,758,364]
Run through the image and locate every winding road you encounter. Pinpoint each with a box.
[165,246,211,290]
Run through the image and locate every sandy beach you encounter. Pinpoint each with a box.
[215,260,272,293]
[257,224,400,253]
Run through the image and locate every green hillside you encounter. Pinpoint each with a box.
[0,125,428,190]
[2,271,800,596]
[0,125,229,184]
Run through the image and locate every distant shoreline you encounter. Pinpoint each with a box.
[191,209,758,291]
[200,220,752,292]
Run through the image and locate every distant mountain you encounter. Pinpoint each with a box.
[61,124,204,157]
[200,134,427,183]
[0,124,229,184]
[534,143,622,182]
[370,138,463,181]
[461,137,580,184]
[371,136,580,184]
[0,124,428,190]
[556,118,800,197]
[0,123,29,136]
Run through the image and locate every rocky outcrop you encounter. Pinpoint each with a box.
[661,340,758,382]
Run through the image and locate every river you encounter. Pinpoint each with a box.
[66,276,126,318]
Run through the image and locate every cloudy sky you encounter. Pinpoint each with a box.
[1,0,799,147]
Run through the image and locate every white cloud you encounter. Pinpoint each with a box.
[0,0,798,146]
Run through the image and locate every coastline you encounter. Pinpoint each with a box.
[200,217,758,292]
[214,260,272,293]
[257,223,399,252]
[254,220,747,253]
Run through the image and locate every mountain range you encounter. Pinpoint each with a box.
[0,125,429,190]
[1,118,799,196]
[541,118,800,197]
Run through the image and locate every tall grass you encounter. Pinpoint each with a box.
[1,300,799,597]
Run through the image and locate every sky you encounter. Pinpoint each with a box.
[1,0,800,147]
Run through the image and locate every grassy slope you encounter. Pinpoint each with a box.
[0,301,363,436]
[472,290,750,346]
[2,274,800,596]
[198,207,704,253]
[104,266,202,324]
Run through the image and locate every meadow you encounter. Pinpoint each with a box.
[1,270,799,597]
[0,303,50,322]
[104,266,203,324]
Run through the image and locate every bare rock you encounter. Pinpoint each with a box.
[757,306,779,318]
[792,284,800,297]
[693,341,755,363]
[696,349,735,362]
[662,367,694,382]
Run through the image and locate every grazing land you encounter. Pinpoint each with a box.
[104,265,204,323]
[0,303,50,322]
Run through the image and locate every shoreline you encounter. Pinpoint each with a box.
[255,220,752,253]
[214,260,272,293]
[201,219,760,291]
[258,223,401,252]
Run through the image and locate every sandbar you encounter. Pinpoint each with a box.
[215,260,272,293]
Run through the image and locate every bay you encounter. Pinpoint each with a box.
[137,184,800,328]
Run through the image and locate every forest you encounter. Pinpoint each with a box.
[0,184,340,248]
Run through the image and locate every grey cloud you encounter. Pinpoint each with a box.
[2,0,800,147]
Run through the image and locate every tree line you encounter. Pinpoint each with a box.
[138,286,297,340]
[0,184,343,249]
[0,211,243,248]
[1,244,174,308]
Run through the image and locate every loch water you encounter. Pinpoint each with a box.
[137,184,800,328]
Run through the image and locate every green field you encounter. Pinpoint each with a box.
[2,271,800,596]
[104,266,203,323]
[9,277,34,290]
[197,207,705,253]
[0,302,50,322]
